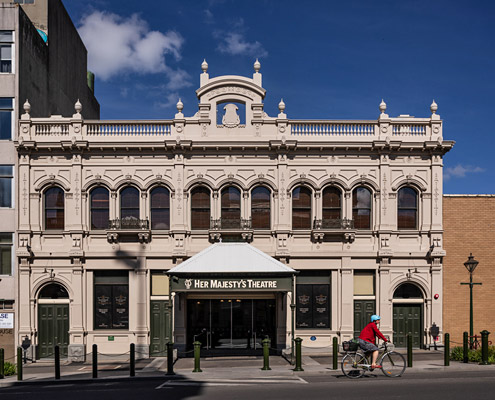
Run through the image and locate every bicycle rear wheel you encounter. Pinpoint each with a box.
[341,353,366,379]
[380,351,406,377]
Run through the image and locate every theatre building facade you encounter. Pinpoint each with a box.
[14,61,453,360]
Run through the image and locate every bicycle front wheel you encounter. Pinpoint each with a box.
[341,353,366,379]
[380,351,406,377]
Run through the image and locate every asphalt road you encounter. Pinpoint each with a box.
[1,370,495,400]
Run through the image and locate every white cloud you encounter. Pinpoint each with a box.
[216,32,268,57]
[165,68,192,91]
[155,92,181,110]
[444,164,485,181]
[78,11,185,80]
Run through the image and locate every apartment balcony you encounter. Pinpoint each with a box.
[209,217,253,242]
[311,218,356,242]
[106,217,150,243]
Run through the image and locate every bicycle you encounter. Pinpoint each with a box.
[341,342,406,379]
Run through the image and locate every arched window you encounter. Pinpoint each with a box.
[39,283,69,299]
[322,186,341,224]
[393,283,423,299]
[398,187,418,230]
[191,186,210,230]
[90,187,109,230]
[221,186,241,225]
[251,186,270,229]
[352,187,371,229]
[150,187,170,230]
[292,186,312,229]
[120,187,139,221]
[45,187,64,230]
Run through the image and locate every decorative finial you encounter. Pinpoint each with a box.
[176,98,184,112]
[23,99,31,115]
[430,99,438,114]
[278,98,286,113]
[254,58,261,73]
[379,99,387,114]
[75,99,82,114]
[201,59,208,73]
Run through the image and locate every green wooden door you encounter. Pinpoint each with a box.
[393,304,422,348]
[150,300,170,356]
[354,300,375,338]
[38,304,69,358]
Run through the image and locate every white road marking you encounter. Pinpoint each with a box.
[155,377,308,389]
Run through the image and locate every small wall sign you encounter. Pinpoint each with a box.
[310,336,317,341]
[0,313,14,329]
[108,336,115,341]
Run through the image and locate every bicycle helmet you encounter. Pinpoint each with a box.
[371,315,381,322]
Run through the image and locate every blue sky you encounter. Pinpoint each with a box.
[63,0,494,194]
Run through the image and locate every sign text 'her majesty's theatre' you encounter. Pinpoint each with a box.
[171,277,292,292]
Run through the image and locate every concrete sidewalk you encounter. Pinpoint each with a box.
[1,351,495,387]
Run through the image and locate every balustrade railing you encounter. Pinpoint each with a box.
[290,121,376,136]
[86,121,172,136]
[108,217,149,230]
[392,124,426,136]
[313,218,354,230]
[34,123,70,135]
[210,217,252,230]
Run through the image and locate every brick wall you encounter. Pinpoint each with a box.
[443,195,495,346]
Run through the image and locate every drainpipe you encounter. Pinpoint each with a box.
[291,274,296,361]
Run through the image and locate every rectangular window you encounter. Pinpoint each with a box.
[94,272,129,330]
[0,166,13,208]
[0,233,12,275]
[296,272,331,329]
[151,271,169,296]
[0,31,12,73]
[353,271,375,296]
[0,98,13,140]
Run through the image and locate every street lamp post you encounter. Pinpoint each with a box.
[460,253,481,349]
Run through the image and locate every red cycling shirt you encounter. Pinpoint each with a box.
[359,322,387,344]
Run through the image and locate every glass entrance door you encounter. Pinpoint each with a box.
[187,298,276,353]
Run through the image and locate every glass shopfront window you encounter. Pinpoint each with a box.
[94,272,129,330]
[296,271,331,329]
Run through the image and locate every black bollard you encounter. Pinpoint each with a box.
[332,337,338,370]
[130,343,135,377]
[480,330,490,365]
[0,348,4,379]
[54,345,60,380]
[92,344,98,379]
[192,341,202,373]
[407,334,413,368]
[17,347,22,381]
[444,333,450,366]
[293,337,303,371]
[463,332,469,363]
[166,342,175,376]
[262,338,271,371]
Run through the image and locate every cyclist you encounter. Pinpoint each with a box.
[358,314,388,369]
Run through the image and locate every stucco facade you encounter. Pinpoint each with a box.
[14,61,453,360]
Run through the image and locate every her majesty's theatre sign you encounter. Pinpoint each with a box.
[171,277,292,292]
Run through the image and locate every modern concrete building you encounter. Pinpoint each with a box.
[14,60,453,361]
[0,0,99,360]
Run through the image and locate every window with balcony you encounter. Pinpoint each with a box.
[251,186,270,229]
[292,186,312,229]
[398,187,418,230]
[0,31,13,73]
[322,186,341,224]
[352,187,371,229]
[0,98,13,140]
[217,186,243,231]
[150,187,170,230]
[191,186,210,230]
[0,165,13,208]
[0,233,12,275]
[120,187,139,221]
[90,187,109,230]
[44,187,64,230]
